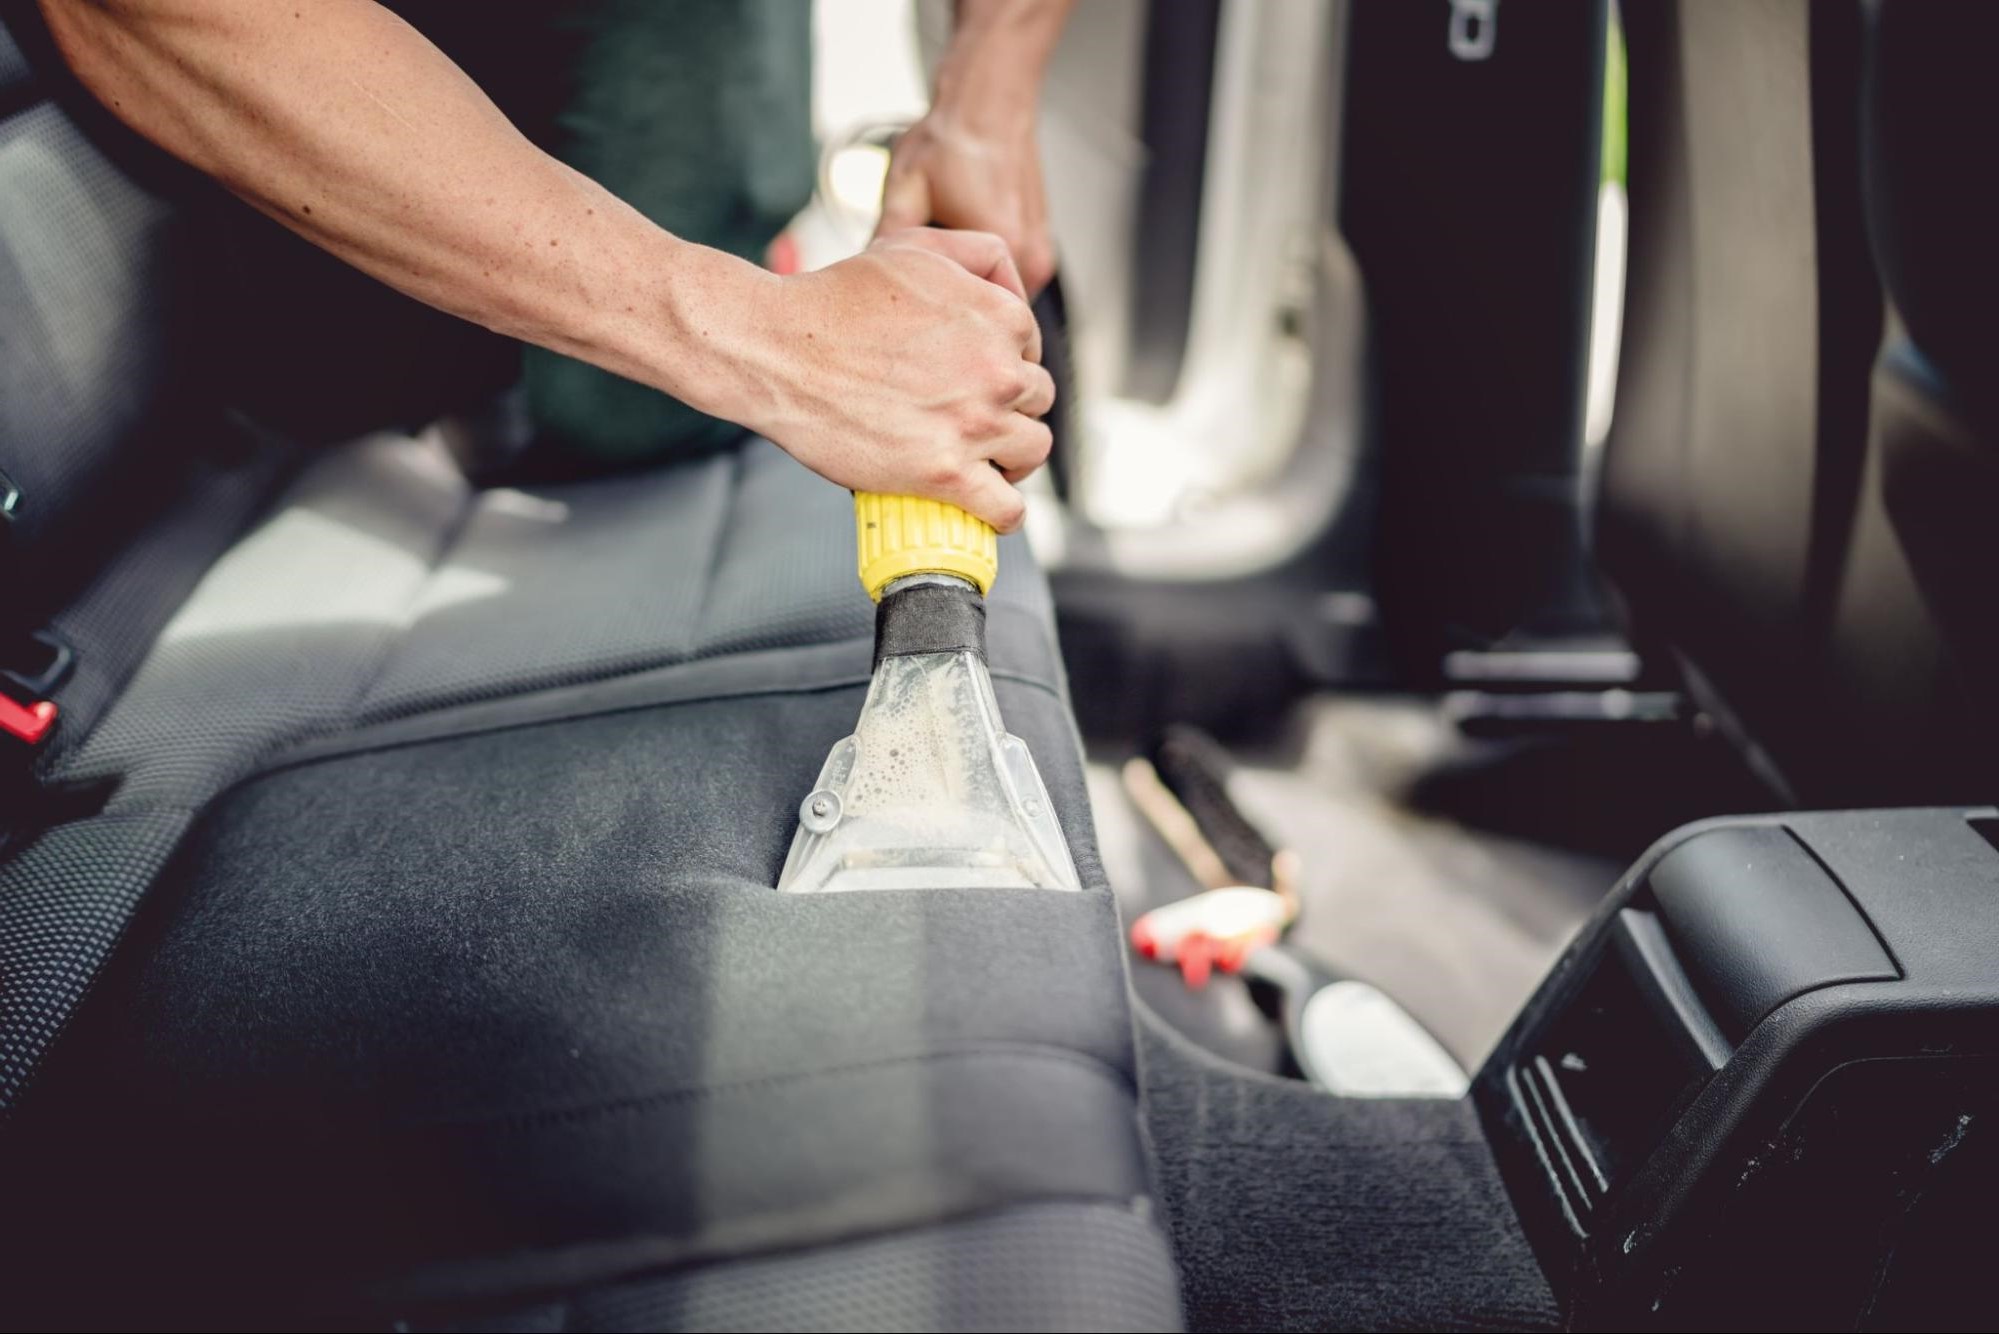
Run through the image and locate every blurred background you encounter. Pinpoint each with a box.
[802,0,1643,1070]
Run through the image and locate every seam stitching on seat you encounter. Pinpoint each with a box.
[237,649,1068,783]
[393,1042,1135,1137]
[358,1193,1171,1313]
[344,466,484,716]
[11,654,1067,826]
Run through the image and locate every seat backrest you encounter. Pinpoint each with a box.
[1815,0,1999,802]
[0,8,209,631]
[1594,0,1882,800]
[1343,0,1609,671]
[0,3,523,784]
[1601,0,1999,806]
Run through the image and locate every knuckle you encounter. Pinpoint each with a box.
[995,494,1027,533]
[988,360,1027,401]
[1027,365,1055,403]
[1027,422,1053,464]
[977,281,1020,317]
[922,455,964,492]
[950,400,992,439]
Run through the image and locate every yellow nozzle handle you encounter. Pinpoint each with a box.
[855,492,999,602]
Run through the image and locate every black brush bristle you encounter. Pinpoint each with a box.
[1148,724,1277,887]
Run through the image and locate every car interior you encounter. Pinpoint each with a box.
[3,0,1996,1329]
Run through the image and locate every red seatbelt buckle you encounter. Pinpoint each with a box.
[0,692,57,746]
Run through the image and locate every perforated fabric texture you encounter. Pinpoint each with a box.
[36,442,299,770]
[0,811,189,1108]
[462,1203,1180,1333]
[6,429,1070,1122]
[681,429,864,656]
[357,450,740,719]
[51,430,468,810]
[3,414,1159,1328]
[52,432,1058,808]
[359,438,1054,721]
[8,675,1139,1307]
[0,435,453,1112]
[0,100,181,559]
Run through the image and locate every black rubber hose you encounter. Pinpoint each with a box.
[1032,273,1077,503]
[873,580,987,667]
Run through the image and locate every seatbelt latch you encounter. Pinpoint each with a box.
[0,693,56,747]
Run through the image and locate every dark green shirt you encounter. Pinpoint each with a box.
[402,0,816,463]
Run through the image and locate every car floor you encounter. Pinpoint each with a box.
[1089,693,1622,1074]
[1090,694,1635,1331]
[1092,690,1788,1329]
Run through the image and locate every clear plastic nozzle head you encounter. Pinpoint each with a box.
[776,579,1081,894]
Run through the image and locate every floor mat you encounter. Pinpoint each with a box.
[1137,1008,1560,1333]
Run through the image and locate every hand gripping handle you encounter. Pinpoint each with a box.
[853,492,999,602]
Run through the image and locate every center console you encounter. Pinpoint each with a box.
[1477,807,1999,1328]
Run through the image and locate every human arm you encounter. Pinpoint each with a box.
[38,0,1053,528]
[876,0,1074,295]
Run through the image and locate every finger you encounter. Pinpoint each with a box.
[912,228,1029,303]
[988,284,1042,363]
[1020,300,1043,365]
[1005,361,1057,420]
[988,416,1054,480]
[874,163,932,239]
[952,463,1029,534]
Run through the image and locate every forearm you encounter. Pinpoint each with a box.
[39,0,1056,528]
[937,0,1073,129]
[37,0,771,421]
[878,0,1071,288]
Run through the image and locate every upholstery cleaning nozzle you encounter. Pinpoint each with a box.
[776,493,1080,894]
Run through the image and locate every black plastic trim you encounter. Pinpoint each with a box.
[1648,826,1899,1042]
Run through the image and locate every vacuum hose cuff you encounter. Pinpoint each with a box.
[855,493,999,601]
[874,580,987,667]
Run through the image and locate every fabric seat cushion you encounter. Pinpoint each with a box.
[1,430,1059,1112]
[2,430,1174,1329]
[11,677,1147,1322]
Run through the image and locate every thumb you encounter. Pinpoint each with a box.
[1019,235,1058,298]
[874,164,932,239]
